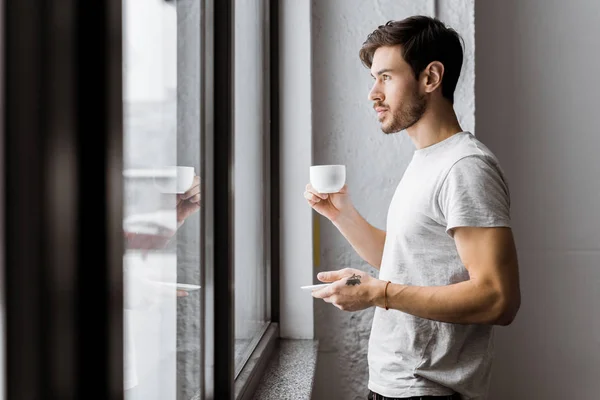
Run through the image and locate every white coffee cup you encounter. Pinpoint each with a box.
[153,166,195,194]
[310,165,346,193]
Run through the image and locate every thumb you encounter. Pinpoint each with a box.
[317,270,345,282]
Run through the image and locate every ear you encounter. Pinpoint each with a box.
[421,61,444,95]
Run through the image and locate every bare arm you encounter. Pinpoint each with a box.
[304,184,386,269]
[372,226,521,325]
[314,226,521,326]
[332,207,386,269]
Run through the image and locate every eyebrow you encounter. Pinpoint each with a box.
[371,68,394,78]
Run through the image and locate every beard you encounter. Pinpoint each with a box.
[378,91,427,134]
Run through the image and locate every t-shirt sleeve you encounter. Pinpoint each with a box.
[438,155,511,235]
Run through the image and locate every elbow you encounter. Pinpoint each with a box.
[491,292,521,326]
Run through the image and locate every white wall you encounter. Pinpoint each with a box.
[310,1,474,399]
[280,0,315,339]
[476,1,600,398]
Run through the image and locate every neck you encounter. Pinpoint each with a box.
[405,97,463,150]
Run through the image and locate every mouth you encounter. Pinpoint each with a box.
[375,108,388,119]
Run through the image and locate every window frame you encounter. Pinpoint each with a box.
[208,0,280,398]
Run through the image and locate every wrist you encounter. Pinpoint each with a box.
[332,205,358,226]
[370,279,388,308]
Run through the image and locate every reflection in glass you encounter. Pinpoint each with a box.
[122,0,202,398]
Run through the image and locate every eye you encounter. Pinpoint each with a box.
[382,74,391,81]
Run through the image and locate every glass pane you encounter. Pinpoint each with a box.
[122,0,203,399]
[234,0,269,375]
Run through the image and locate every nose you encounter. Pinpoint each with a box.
[368,81,383,102]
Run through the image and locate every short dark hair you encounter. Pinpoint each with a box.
[359,16,464,103]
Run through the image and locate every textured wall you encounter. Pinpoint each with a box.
[439,0,475,135]
[310,1,474,399]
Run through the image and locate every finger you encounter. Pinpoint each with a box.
[179,176,200,199]
[304,191,321,203]
[317,269,348,283]
[314,290,334,303]
[311,287,330,299]
[312,282,339,298]
[177,201,200,217]
[188,193,200,204]
[312,191,329,200]
[326,295,339,306]
[177,290,189,297]
[305,184,329,200]
[181,186,200,200]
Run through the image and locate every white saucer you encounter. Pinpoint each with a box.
[153,282,201,291]
[300,283,331,291]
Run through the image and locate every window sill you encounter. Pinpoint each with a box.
[191,324,318,400]
[249,338,319,400]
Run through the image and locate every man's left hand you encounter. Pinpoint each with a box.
[311,268,386,312]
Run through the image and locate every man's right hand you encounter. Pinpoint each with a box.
[304,183,353,222]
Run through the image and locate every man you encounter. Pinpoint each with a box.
[304,16,521,400]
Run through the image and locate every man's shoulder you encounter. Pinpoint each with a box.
[449,132,498,158]
[442,133,504,173]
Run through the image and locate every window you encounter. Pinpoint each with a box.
[210,0,280,397]
[122,0,277,398]
[233,0,270,376]
[3,0,278,398]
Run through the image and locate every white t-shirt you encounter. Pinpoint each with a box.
[368,132,512,399]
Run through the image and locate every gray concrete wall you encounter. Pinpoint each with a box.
[310,1,474,398]
[476,1,600,398]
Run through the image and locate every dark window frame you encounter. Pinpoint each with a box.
[209,0,280,398]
